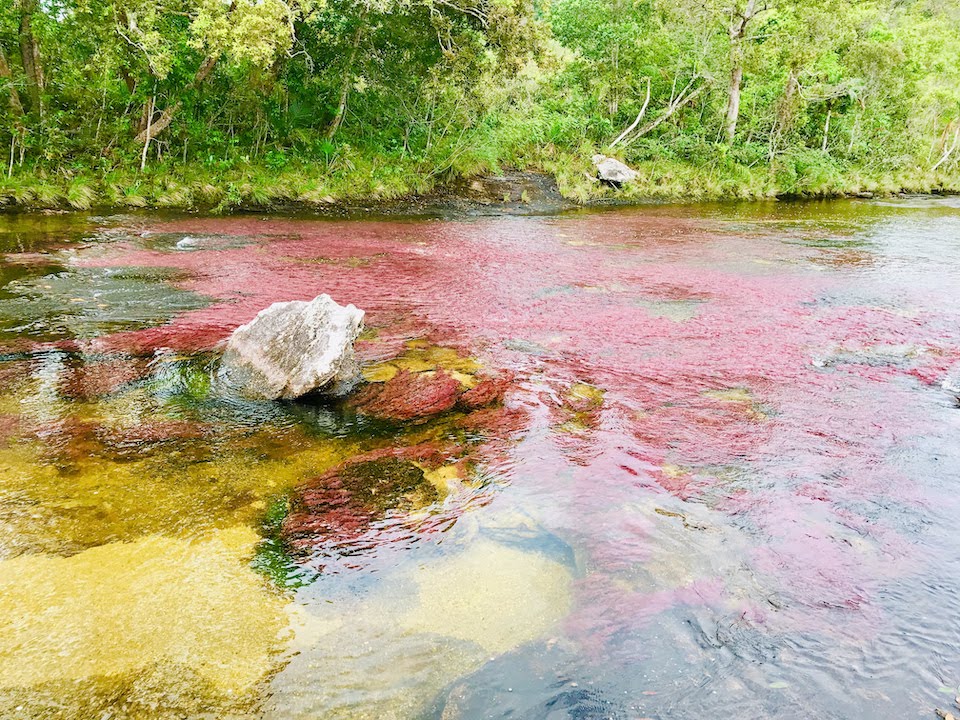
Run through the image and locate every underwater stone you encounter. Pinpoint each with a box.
[457,373,513,410]
[348,368,463,422]
[281,453,441,554]
[60,356,150,399]
[349,365,513,423]
[220,294,364,400]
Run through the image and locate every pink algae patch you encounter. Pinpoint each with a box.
[349,369,463,422]
[58,357,150,400]
[70,208,960,643]
[0,414,18,443]
[458,373,513,410]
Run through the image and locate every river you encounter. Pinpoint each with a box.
[0,197,958,719]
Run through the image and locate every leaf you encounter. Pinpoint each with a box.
[768,681,789,689]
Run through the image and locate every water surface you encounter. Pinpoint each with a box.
[1,198,959,719]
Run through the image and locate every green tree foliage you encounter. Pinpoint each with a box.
[0,0,957,205]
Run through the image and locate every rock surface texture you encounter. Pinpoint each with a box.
[592,154,639,188]
[220,294,364,400]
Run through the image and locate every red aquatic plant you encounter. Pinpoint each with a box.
[349,368,463,422]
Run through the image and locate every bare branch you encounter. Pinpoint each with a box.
[628,79,711,142]
[433,0,488,27]
[931,127,960,172]
[608,78,651,149]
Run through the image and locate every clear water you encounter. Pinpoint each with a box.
[0,198,958,719]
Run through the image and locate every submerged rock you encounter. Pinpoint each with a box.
[220,294,364,400]
[349,368,511,423]
[282,455,441,553]
[0,527,286,716]
[276,443,474,567]
[592,154,638,188]
[349,368,463,422]
[59,356,150,400]
[458,373,513,410]
[261,538,573,720]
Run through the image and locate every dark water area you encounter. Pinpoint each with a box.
[0,198,959,719]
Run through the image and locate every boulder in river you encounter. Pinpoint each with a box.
[592,154,638,188]
[220,294,364,400]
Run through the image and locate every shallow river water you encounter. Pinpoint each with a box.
[1,198,959,719]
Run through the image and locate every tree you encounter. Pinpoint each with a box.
[723,0,769,144]
[17,0,44,116]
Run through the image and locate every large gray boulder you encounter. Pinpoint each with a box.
[220,294,365,400]
[592,154,638,188]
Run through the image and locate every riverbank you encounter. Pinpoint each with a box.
[1,152,957,213]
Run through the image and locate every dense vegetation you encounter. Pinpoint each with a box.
[1,0,958,208]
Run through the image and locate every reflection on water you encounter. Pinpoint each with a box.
[0,198,959,719]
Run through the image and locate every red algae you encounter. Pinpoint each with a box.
[457,372,512,410]
[349,369,463,422]
[23,202,960,717]
[58,356,150,399]
[0,414,18,443]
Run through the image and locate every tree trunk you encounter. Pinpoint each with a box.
[18,0,44,116]
[724,62,743,144]
[134,100,180,145]
[821,105,831,152]
[768,68,798,158]
[133,55,218,145]
[140,95,154,171]
[121,67,137,96]
[723,0,758,144]
[0,47,25,122]
[778,68,798,127]
[325,12,367,141]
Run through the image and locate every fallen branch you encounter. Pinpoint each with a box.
[608,78,651,149]
[931,126,960,172]
[626,78,711,143]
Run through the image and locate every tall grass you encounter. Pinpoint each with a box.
[0,142,957,212]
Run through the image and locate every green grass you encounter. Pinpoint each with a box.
[0,146,956,212]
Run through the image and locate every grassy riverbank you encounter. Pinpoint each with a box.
[1,148,957,212]
[3,0,959,213]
